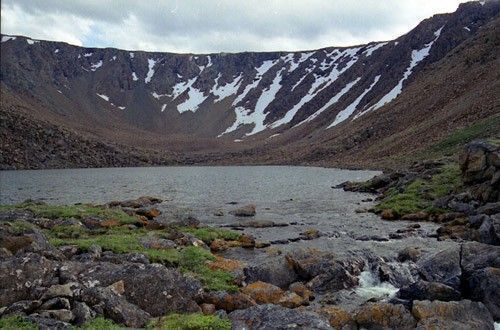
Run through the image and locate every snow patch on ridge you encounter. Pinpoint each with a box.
[232,59,278,106]
[132,72,139,81]
[328,75,381,128]
[90,60,103,71]
[96,93,110,102]
[172,77,197,100]
[83,52,93,57]
[361,26,444,115]
[1,36,16,42]
[145,59,156,83]
[177,87,208,113]
[211,73,243,102]
[363,42,388,57]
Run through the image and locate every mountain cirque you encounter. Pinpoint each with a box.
[1,1,499,169]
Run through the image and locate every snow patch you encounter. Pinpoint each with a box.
[96,93,110,102]
[232,59,278,106]
[177,87,208,113]
[111,56,117,61]
[172,77,197,99]
[57,90,62,94]
[90,60,103,71]
[83,52,93,57]
[1,36,16,42]
[152,92,168,99]
[54,49,60,54]
[129,52,134,58]
[220,68,285,137]
[328,75,381,128]
[211,73,243,102]
[295,77,361,126]
[145,58,156,83]
[362,26,444,115]
[117,106,126,110]
[131,72,138,81]
[363,42,388,57]
[464,26,471,32]
[26,39,39,45]
[161,104,167,112]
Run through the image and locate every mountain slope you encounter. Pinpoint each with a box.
[1,1,499,169]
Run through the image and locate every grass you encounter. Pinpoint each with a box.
[0,315,37,330]
[180,227,241,244]
[80,317,123,330]
[0,202,137,224]
[148,313,231,330]
[375,164,462,217]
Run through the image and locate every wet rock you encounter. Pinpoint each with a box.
[355,234,389,242]
[378,262,418,287]
[134,207,160,219]
[229,204,256,217]
[107,196,162,208]
[397,280,461,302]
[398,246,422,262]
[381,209,397,220]
[300,228,322,240]
[479,214,500,245]
[355,302,416,329]
[242,281,284,304]
[229,304,331,330]
[466,267,500,320]
[151,214,200,229]
[0,253,57,306]
[71,301,94,326]
[401,211,429,221]
[285,249,336,279]
[418,245,461,290]
[238,234,256,248]
[469,214,489,228]
[461,242,500,274]
[412,299,494,329]
[201,291,256,312]
[201,303,216,315]
[230,220,288,228]
[79,286,150,327]
[244,258,299,288]
[213,210,224,216]
[289,282,314,301]
[319,306,356,330]
[61,261,203,316]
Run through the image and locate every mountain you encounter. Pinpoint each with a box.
[1,1,499,169]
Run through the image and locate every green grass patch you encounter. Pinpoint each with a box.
[80,317,123,330]
[0,202,137,224]
[3,220,34,234]
[0,315,37,330]
[180,227,241,244]
[148,313,231,330]
[375,164,462,217]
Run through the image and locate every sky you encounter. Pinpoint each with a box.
[1,0,469,54]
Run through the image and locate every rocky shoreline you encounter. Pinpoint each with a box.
[1,141,499,329]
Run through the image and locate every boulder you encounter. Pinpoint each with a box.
[28,315,71,330]
[355,302,416,329]
[2,300,42,316]
[139,236,177,249]
[289,282,314,302]
[244,258,299,288]
[229,304,331,330]
[397,280,461,302]
[134,207,160,219]
[319,306,356,330]
[201,291,256,312]
[398,246,422,262]
[412,299,494,329]
[38,309,73,323]
[242,281,284,304]
[479,214,500,245]
[107,196,162,208]
[461,242,500,275]
[71,301,95,326]
[417,245,461,290]
[466,267,500,320]
[229,204,256,217]
[0,254,57,306]
[79,287,150,328]
[60,261,202,316]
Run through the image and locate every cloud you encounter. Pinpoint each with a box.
[1,0,467,53]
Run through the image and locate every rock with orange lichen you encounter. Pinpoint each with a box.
[242,281,285,304]
[208,256,246,273]
[201,291,256,312]
[355,302,416,329]
[319,306,356,330]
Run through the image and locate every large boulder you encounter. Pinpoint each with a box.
[0,253,57,306]
[412,300,494,329]
[461,242,500,275]
[241,281,284,304]
[355,302,416,329]
[397,280,461,302]
[79,286,150,328]
[229,304,331,329]
[417,245,461,290]
[201,291,256,312]
[478,214,500,245]
[229,204,256,217]
[107,196,162,208]
[466,267,500,320]
[244,258,299,288]
[59,261,202,316]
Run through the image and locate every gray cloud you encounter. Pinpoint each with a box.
[1,0,467,53]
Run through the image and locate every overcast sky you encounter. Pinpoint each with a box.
[1,0,468,53]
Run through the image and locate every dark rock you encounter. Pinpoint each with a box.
[469,214,489,228]
[398,246,422,262]
[2,300,42,316]
[139,236,177,249]
[0,253,57,306]
[229,304,331,330]
[355,302,416,329]
[71,301,95,326]
[300,228,322,240]
[412,299,494,329]
[479,214,500,245]
[244,258,299,288]
[38,309,73,323]
[461,242,500,274]
[28,315,71,330]
[229,204,256,217]
[417,245,461,290]
[99,251,150,264]
[79,286,150,327]
[397,280,461,302]
[107,196,162,209]
[40,297,71,310]
[477,202,500,215]
[355,234,389,242]
[466,267,500,320]
[401,211,429,221]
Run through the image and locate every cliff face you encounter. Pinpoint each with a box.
[1,1,499,169]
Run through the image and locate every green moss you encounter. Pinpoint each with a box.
[0,202,137,225]
[4,220,34,234]
[375,165,462,217]
[180,227,241,244]
[0,315,37,330]
[80,317,123,330]
[148,313,231,330]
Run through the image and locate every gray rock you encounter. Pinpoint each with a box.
[355,302,416,329]
[477,202,500,215]
[461,242,500,275]
[79,286,150,327]
[41,283,78,300]
[397,280,461,302]
[38,309,74,322]
[244,258,299,288]
[466,267,500,321]
[40,297,71,310]
[28,315,71,330]
[139,236,177,249]
[412,299,494,330]
[418,246,461,290]
[229,204,256,217]
[2,300,42,316]
[479,214,500,245]
[469,214,489,228]
[71,301,95,326]
[229,304,331,329]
